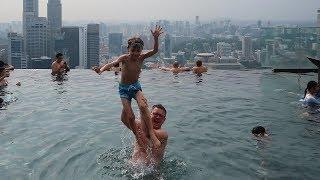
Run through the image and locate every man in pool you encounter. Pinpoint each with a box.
[51,53,70,76]
[192,60,208,75]
[159,61,190,74]
[130,104,168,166]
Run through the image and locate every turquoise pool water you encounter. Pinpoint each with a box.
[0,69,320,180]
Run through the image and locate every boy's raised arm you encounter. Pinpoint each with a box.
[142,25,163,59]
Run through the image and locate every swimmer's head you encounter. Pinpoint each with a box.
[196,60,203,67]
[173,61,179,68]
[252,126,267,137]
[127,37,144,58]
[151,104,167,130]
[305,81,318,97]
[56,53,64,62]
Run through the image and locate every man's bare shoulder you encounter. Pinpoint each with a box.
[155,129,168,140]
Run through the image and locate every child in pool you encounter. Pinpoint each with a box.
[252,126,269,138]
[92,26,164,147]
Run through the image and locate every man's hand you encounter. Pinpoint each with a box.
[151,25,164,39]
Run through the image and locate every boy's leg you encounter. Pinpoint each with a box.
[135,91,161,147]
[121,98,137,135]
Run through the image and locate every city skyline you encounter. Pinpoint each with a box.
[0,0,319,23]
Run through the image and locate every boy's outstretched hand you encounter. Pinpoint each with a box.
[92,66,101,74]
[151,25,164,39]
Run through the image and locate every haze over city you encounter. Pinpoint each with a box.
[1,0,320,22]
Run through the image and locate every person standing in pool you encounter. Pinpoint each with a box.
[192,60,208,75]
[51,53,70,76]
[303,81,320,106]
[131,104,168,165]
[92,26,164,148]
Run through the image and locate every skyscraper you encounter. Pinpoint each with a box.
[55,27,87,69]
[47,0,62,57]
[47,0,62,29]
[8,33,26,69]
[87,24,100,69]
[25,17,49,58]
[195,16,200,26]
[23,0,38,53]
[108,33,123,57]
[242,36,252,61]
[164,34,172,58]
[317,9,320,27]
[23,0,49,59]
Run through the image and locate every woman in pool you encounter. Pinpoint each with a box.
[303,81,320,106]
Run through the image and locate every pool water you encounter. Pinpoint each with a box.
[1,69,320,180]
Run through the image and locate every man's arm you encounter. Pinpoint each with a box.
[180,67,191,72]
[159,67,172,71]
[142,26,163,60]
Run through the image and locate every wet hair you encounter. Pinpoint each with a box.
[56,53,63,59]
[173,61,179,68]
[304,81,318,98]
[196,60,202,67]
[127,37,144,50]
[0,61,5,70]
[252,126,266,135]
[152,104,167,116]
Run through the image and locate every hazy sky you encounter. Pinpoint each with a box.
[0,0,319,22]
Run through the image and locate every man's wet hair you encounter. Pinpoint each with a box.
[56,53,63,59]
[173,61,179,68]
[127,37,144,50]
[0,61,5,70]
[196,60,203,67]
[152,104,167,116]
[252,126,266,135]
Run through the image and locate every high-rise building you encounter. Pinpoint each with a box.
[47,0,62,29]
[25,17,49,58]
[185,21,191,36]
[87,24,100,69]
[7,33,26,69]
[108,33,123,57]
[47,0,62,57]
[164,34,172,58]
[317,9,320,27]
[242,36,252,60]
[23,0,49,59]
[29,56,52,69]
[195,16,200,26]
[55,27,87,69]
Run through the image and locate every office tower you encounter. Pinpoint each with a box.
[55,27,87,69]
[47,0,62,57]
[87,24,100,69]
[164,34,172,58]
[242,36,252,60]
[25,17,49,58]
[7,33,26,69]
[108,33,123,56]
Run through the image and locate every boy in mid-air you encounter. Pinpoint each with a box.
[92,26,163,147]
